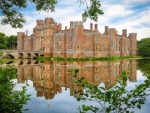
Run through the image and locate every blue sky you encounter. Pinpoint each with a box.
[0,0,150,40]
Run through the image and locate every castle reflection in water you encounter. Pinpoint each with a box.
[16,60,137,100]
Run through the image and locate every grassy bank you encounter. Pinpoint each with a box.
[37,56,142,62]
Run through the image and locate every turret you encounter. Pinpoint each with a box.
[36,20,44,26]
[104,26,108,34]
[90,23,93,30]
[70,21,73,30]
[129,33,137,56]
[122,29,127,37]
[17,32,25,50]
[94,24,98,30]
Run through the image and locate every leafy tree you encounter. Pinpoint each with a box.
[137,38,150,57]
[0,51,3,56]
[6,35,17,49]
[138,59,150,76]
[0,65,31,112]
[69,69,150,113]
[0,32,7,49]
[0,0,104,28]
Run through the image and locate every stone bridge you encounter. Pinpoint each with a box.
[0,49,44,59]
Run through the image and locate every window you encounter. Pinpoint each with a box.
[71,45,72,49]
[95,37,100,42]
[102,40,104,44]
[41,31,44,35]
[95,68,98,72]
[111,41,113,47]
[89,46,91,50]
[95,75,100,81]
[95,45,98,50]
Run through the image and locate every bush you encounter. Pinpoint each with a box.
[69,69,150,113]
[0,66,31,112]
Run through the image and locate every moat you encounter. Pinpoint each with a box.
[3,59,150,113]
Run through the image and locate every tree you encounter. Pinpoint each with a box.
[6,35,17,49]
[138,59,150,76]
[0,65,31,112]
[0,0,104,28]
[137,38,150,57]
[68,69,150,113]
[0,32,7,49]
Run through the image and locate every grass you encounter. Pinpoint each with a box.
[37,56,142,62]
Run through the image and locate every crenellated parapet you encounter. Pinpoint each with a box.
[129,33,137,39]
[36,20,44,26]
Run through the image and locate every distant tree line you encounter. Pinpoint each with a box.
[0,32,17,49]
[137,37,150,57]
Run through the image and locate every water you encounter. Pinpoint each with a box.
[10,59,150,113]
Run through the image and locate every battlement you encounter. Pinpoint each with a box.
[36,20,44,26]
[129,33,137,39]
[129,33,137,36]
[17,32,25,35]
[74,21,83,25]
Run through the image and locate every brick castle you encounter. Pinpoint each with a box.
[17,17,137,57]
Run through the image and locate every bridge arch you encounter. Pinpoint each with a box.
[2,54,15,59]
[27,60,32,64]
[27,53,32,59]
[40,54,44,57]
[33,53,39,59]
[34,53,39,57]
[19,53,24,59]
[19,60,24,65]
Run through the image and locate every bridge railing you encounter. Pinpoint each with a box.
[0,49,43,53]
[0,49,18,52]
[18,50,44,53]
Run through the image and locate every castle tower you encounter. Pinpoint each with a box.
[129,33,137,56]
[73,21,84,57]
[17,32,25,50]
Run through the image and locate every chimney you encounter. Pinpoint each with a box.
[105,26,108,34]
[90,23,93,30]
[122,29,127,37]
[70,21,73,29]
[65,26,67,30]
[26,30,28,36]
[116,30,118,35]
[94,24,98,30]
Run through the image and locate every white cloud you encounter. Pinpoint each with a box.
[124,0,150,4]
[0,24,19,36]
[105,4,132,16]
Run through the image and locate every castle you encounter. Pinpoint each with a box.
[17,17,137,58]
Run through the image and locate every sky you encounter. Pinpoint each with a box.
[0,0,150,40]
